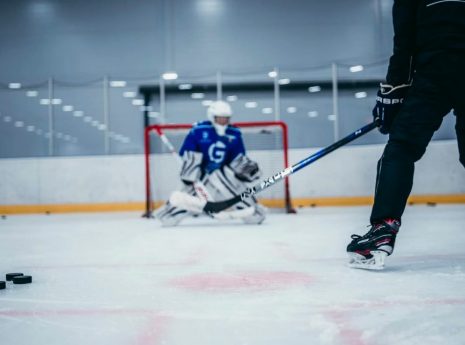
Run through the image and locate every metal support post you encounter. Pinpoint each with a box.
[331,63,340,141]
[273,67,280,121]
[216,71,223,100]
[103,76,110,154]
[48,78,54,156]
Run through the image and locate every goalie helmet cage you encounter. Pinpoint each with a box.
[144,121,295,217]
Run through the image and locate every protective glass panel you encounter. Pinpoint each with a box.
[108,77,148,154]
[222,69,275,123]
[279,65,335,148]
[0,81,50,158]
[336,60,387,145]
[54,79,105,156]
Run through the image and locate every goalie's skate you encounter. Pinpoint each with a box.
[346,219,400,270]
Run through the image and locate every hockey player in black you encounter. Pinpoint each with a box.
[347,0,465,269]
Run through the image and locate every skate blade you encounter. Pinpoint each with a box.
[347,251,387,270]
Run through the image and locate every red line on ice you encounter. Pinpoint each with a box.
[0,308,171,345]
[16,248,208,270]
[135,314,170,345]
[324,310,371,345]
[169,271,315,292]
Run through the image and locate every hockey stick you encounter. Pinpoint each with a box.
[178,120,378,214]
[154,127,183,164]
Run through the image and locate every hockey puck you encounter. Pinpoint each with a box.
[13,275,32,284]
[0,281,5,290]
[6,273,24,281]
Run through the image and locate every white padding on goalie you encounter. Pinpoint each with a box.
[203,166,242,200]
[169,191,206,213]
[193,181,212,202]
[168,191,255,220]
[229,154,261,182]
[212,207,255,220]
[180,151,203,183]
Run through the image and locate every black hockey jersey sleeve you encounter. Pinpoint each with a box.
[386,0,419,85]
[386,0,465,85]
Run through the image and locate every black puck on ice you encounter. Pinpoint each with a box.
[0,281,5,290]
[6,273,24,281]
[13,275,32,284]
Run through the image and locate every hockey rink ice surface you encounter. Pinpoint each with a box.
[1,205,465,345]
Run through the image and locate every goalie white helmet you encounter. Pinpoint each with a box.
[207,100,232,136]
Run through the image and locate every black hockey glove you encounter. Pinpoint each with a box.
[373,83,410,135]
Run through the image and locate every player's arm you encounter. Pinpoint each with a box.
[386,0,418,85]
[373,0,418,134]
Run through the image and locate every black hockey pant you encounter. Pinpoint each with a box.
[370,52,465,224]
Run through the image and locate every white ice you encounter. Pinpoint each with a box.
[1,205,465,345]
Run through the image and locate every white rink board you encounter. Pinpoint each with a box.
[0,140,464,205]
[289,139,465,197]
[0,205,465,345]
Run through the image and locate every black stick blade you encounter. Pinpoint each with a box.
[204,195,242,214]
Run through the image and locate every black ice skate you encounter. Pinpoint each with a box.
[347,219,400,270]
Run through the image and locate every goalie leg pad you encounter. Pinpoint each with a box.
[155,203,193,227]
[203,166,260,205]
[156,185,199,226]
[211,206,255,220]
[241,204,267,225]
[168,168,267,223]
[204,168,266,223]
[169,190,206,213]
[202,167,242,201]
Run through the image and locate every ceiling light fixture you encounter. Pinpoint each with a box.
[162,71,178,80]
[350,65,364,73]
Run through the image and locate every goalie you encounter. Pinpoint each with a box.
[156,100,266,226]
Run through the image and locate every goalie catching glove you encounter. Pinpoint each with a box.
[229,154,261,182]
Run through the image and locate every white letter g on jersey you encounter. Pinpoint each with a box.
[208,141,226,164]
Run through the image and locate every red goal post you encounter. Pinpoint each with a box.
[144,121,294,216]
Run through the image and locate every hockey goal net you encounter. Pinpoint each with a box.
[144,121,294,216]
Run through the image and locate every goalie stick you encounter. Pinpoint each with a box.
[170,120,379,214]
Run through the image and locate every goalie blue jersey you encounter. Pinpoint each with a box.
[179,121,246,173]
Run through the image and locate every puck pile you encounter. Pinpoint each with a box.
[0,273,33,290]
